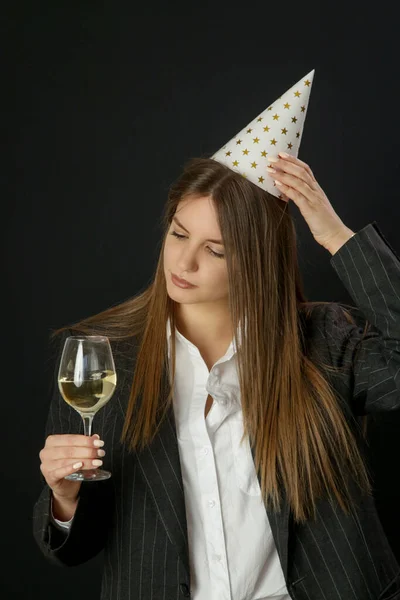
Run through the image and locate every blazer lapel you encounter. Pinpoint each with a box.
[265,498,290,581]
[115,344,190,578]
[135,402,190,578]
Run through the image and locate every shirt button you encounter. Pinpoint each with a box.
[208,499,216,508]
[202,446,210,455]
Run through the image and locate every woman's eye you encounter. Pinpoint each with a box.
[170,231,224,259]
[171,231,185,240]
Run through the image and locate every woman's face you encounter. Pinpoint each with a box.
[163,195,230,307]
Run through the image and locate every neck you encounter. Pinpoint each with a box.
[175,303,233,348]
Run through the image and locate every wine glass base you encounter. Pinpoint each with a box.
[65,468,111,481]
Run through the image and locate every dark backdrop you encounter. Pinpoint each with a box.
[4,4,400,600]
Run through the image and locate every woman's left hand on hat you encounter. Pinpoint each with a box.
[267,152,355,253]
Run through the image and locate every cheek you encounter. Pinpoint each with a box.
[207,266,229,289]
[163,244,173,267]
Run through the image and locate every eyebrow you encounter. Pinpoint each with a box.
[172,216,224,245]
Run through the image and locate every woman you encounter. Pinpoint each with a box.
[33,153,400,600]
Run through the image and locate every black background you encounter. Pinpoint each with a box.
[5,4,400,599]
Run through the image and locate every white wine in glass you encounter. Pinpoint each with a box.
[57,335,117,481]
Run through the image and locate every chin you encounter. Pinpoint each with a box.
[165,280,181,298]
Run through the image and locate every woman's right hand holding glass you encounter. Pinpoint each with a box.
[39,433,106,511]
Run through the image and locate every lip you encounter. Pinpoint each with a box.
[171,273,197,288]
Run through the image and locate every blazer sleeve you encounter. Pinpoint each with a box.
[324,221,400,416]
[32,329,114,567]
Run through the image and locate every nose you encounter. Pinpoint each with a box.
[176,247,198,275]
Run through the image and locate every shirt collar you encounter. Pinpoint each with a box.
[166,316,246,413]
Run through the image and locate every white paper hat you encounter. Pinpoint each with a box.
[211,69,315,198]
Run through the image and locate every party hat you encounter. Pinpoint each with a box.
[211,69,315,198]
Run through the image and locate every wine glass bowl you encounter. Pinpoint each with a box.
[57,335,117,481]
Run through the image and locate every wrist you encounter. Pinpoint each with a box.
[51,492,79,521]
[325,227,356,255]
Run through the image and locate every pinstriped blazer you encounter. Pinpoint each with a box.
[33,221,400,600]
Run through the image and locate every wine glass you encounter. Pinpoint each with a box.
[57,335,117,481]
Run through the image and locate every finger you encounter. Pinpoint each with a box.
[42,443,105,462]
[44,462,91,487]
[274,180,309,210]
[41,461,85,486]
[267,156,316,190]
[45,434,100,448]
[271,169,316,201]
[41,457,104,483]
[274,185,289,203]
[277,152,317,182]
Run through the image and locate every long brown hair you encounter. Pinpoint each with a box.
[53,157,373,524]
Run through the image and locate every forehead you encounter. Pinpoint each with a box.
[173,196,223,243]
[176,195,218,223]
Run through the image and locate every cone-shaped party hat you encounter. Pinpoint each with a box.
[211,69,315,198]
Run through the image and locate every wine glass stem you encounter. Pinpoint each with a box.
[82,414,94,436]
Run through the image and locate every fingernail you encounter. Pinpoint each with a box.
[93,439,105,447]
[268,156,279,163]
[97,449,106,457]
[73,462,83,469]
[92,459,103,466]
[275,180,283,186]
[267,167,276,173]
[93,434,100,439]
[279,151,289,158]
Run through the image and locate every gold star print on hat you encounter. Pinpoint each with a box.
[211,69,315,198]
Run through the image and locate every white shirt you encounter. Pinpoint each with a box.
[53,319,290,600]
